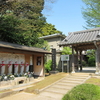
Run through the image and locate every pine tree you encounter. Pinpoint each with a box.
[82,0,100,28]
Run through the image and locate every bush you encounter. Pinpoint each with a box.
[88,57,95,66]
[62,84,100,100]
[44,60,52,73]
[82,60,87,66]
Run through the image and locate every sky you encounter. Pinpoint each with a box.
[42,0,86,36]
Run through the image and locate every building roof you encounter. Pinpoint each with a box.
[39,33,66,39]
[0,41,51,54]
[59,27,100,46]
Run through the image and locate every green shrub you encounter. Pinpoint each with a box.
[44,60,52,73]
[88,57,95,66]
[82,60,87,66]
[62,84,100,100]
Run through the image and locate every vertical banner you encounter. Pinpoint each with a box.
[52,49,56,71]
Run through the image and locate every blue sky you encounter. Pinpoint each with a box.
[43,0,86,36]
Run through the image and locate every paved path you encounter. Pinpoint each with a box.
[0,73,91,100]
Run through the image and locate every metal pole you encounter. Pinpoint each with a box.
[62,61,63,72]
[67,61,69,73]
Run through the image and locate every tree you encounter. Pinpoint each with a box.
[38,23,62,37]
[82,0,100,28]
[0,0,61,49]
[61,47,72,55]
[0,0,47,47]
[0,13,24,44]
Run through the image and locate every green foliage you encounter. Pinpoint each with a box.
[0,0,46,47]
[0,0,62,48]
[0,14,24,44]
[82,60,87,66]
[38,23,62,37]
[62,84,100,100]
[44,60,52,72]
[87,49,95,58]
[61,47,72,55]
[86,50,95,66]
[88,57,95,66]
[82,0,100,28]
[34,40,50,51]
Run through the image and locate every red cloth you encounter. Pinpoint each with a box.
[14,64,18,68]
[0,63,5,68]
[26,63,29,67]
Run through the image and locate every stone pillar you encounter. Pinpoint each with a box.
[0,61,5,75]
[72,47,75,73]
[8,61,12,75]
[79,50,82,71]
[20,62,24,75]
[49,48,58,74]
[95,48,99,74]
[14,61,19,74]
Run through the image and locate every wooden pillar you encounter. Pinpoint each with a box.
[79,50,82,71]
[72,47,75,73]
[75,48,79,71]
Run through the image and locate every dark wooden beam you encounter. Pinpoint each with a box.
[0,47,45,55]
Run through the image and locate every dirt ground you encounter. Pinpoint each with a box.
[0,92,37,100]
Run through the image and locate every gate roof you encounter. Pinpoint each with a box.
[59,28,100,50]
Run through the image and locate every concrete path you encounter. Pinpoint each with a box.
[0,73,91,100]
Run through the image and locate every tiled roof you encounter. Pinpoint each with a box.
[0,41,51,54]
[39,33,66,39]
[59,27,100,46]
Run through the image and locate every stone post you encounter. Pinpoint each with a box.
[95,48,99,74]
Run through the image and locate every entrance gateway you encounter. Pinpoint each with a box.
[59,27,100,74]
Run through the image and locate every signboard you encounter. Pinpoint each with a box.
[61,55,69,61]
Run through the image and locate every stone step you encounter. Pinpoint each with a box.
[61,79,84,82]
[65,77,87,80]
[66,76,89,79]
[51,84,73,90]
[40,91,63,99]
[44,87,69,94]
[61,80,83,84]
[56,82,79,86]
[33,95,56,100]
[70,74,89,77]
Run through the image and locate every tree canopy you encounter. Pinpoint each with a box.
[38,23,62,37]
[82,0,100,28]
[0,0,61,48]
[0,0,45,46]
[61,47,72,55]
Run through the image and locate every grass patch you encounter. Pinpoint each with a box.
[0,89,12,94]
[62,84,100,100]
[85,77,100,86]
[24,72,67,93]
